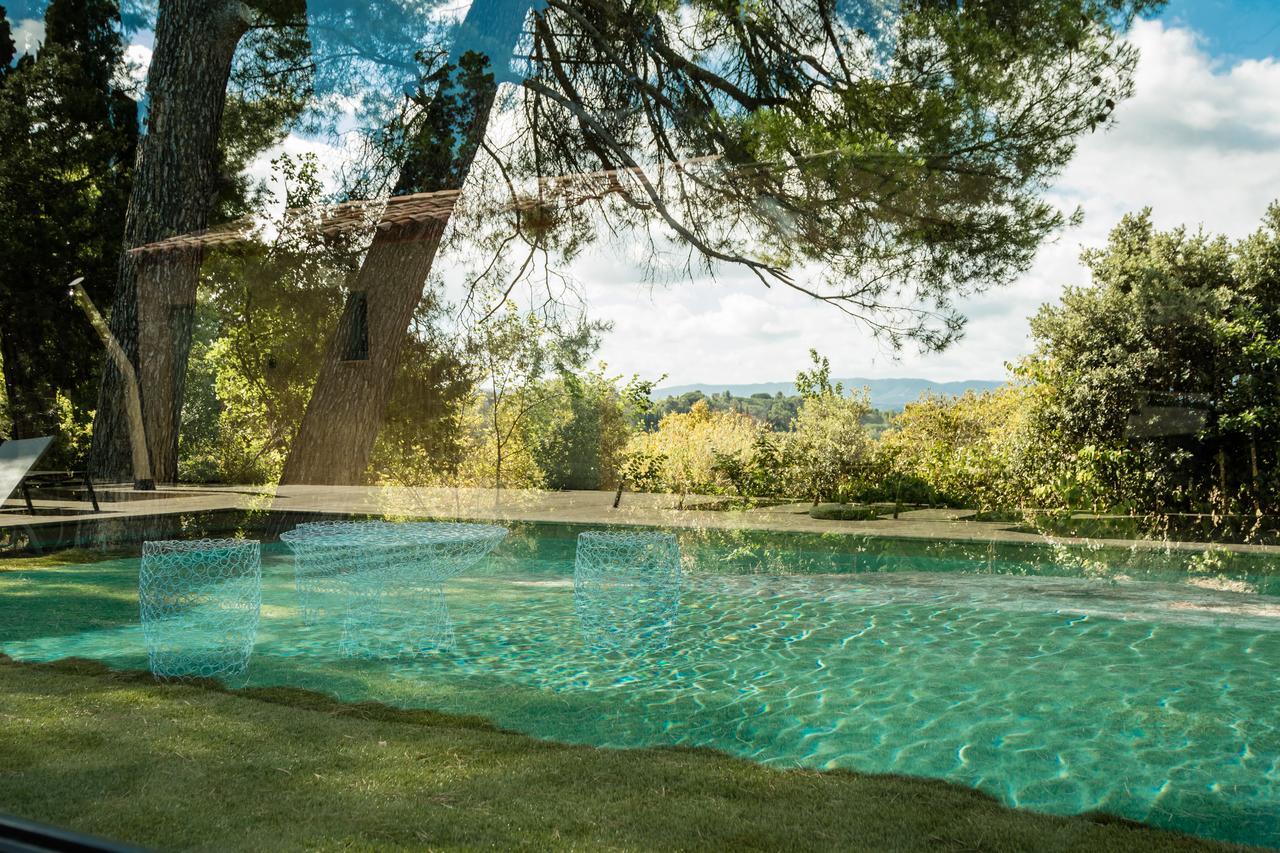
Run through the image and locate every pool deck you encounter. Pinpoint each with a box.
[3,483,1278,555]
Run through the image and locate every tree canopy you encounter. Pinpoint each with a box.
[18,0,1169,486]
[471,0,1166,346]
[0,0,136,454]
[1020,206,1280,515]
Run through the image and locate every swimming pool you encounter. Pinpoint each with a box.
[3,520,1278,847]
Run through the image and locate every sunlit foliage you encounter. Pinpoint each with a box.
[1019,206,1280,524]
[626,399,765,506]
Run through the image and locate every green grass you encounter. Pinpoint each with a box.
[0,657,1255,852]
[0,547,134,572]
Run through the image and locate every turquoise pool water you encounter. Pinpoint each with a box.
[3,522,1279,847]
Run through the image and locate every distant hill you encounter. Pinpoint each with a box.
[651,378,1005,411]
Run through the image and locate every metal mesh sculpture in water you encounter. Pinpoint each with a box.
[574,530,681,654]
[138,538,262,682]
[281,521,508,658]
[280,521,392,625]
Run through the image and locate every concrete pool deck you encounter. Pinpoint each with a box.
[3,483,1278,556]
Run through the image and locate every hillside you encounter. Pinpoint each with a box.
[651,378,1005,411]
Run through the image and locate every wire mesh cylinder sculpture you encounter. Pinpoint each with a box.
[281,521,508,658]
[280,521,391,625]
[573,530,681,654]
[138,538,262,682]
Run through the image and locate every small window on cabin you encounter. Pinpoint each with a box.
[340,291,369,361]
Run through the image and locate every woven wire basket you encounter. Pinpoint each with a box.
[138,538,262,682]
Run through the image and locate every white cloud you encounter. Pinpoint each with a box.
[12,18,44,55]
[122,43,152,89]
[582,19,1280,385]
[1057,21,1280,234]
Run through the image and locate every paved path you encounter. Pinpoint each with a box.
[4,483,1277,555]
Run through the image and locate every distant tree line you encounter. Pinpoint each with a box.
[643,389,891,436]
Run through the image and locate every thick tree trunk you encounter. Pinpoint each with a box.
[279,0,530,485]
[280,220,448,484]
[88,0,248,483]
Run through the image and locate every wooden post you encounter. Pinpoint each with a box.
[70,279,155,490]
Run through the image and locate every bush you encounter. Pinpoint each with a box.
[785,388,874,504]
[879,387,1035,514]
[625,400,763,504]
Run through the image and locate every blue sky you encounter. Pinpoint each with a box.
[1164,0,1280,60]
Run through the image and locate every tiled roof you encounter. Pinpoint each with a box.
[124,156,725,257]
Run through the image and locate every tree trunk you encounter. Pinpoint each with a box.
[88,0,249,483]
[1249,437,1263,518]
[1217,446,1227,497]
[492,391,503,491]
[280,220,448,484]
[279,0,530,485]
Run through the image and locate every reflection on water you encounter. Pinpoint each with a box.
[137,539,262,684]
[3,530,1279,848]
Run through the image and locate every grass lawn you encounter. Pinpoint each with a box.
[0,657,1255,852]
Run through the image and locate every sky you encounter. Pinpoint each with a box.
[7,0,1280,386]
[579,1,1280,386]
[483,0,1280,386]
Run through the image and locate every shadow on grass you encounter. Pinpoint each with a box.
[1,655,502,732]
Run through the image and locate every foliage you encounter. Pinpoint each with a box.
[461,303,606,490]
[880,388,1034,514]
[497,0,1162,347]
[451,391,546,491]
[177,155,635,491]
[215,10,315,220]
[162,201,1280,539]
[626,400,765,505]
[1019,207,1280,519]
[52,390,94,463]
[180,156,354,483]
[0,360,10,437]
[708,430,795,500]
[370,335,476,488]
[795,350,843,400]
[532,367,656,491]
[786,385,875,505]
[648,388,891,436]
[647,390,801,432]
[0,0,135,459]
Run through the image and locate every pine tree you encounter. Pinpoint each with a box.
[0,0,137,461]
